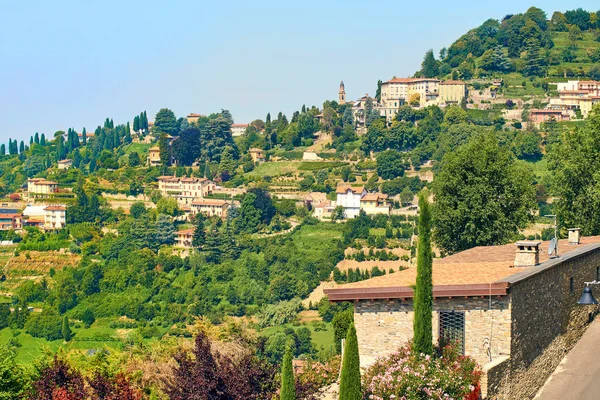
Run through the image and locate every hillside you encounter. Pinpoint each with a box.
[417,7,600,82]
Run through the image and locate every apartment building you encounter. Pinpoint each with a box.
[157,175,215,205]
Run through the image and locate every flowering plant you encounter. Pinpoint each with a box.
[363,343,481,400]
[296,356,341,399]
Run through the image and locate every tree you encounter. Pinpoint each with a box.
[0,345,29,399]
[549,109,600,234]
[62,315,71,342]
[128,151,140,167]
[133,115,140,133]
[31,356,86,400]
[376,150,406,180]
[375,80,382,102]
[413,194,433,355]
[172,128,201,165]
[522,37,546,77]
[0,144,5,156]
[433,134,535,253]
[420,49,439,78]
[155,214,175,245]
[158,133,171,166]
[129,202,146,219]
[400,187,414,205]
[164,333,228,400]
[81,309,95,328]
[25,308,63,340]
[332,308,353,354]
[339,323,361,400]
[154,108,178,135]
[280,343,296,400]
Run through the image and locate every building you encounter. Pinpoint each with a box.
[339,81,346,104]
[175,228,195,248]
[27,178,58,195]
[43,205,66,229]
[186,113,204,124]
[335,185,366,219]
[0,214,22,230]
[77,132,94,142]
[249,148,266,163]
[231,124,249,137]
[148,146,161,167]
[157,175,215,205]
[190,199,229,218]
[360,193,391,215]
[312,201,335,220]
[549,80,600,118]
[57,159,72,170]
[529,109,570,124]
[21,204,67,230]
[439,80,468,104]
[375,78,467,121]
[324,233,600,399]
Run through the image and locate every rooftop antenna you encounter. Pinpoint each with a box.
[545,214,558,257]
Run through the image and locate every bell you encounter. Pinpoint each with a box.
[578,286,598,305]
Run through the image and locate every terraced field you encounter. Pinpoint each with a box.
[0,250,80,295]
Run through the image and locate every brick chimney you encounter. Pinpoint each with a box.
[568,228,581,245]
[514,241,541,267]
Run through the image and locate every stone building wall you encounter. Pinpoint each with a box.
[487,245,600,399]
[354,296,511,368]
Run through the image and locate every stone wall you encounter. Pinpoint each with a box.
[487,246,600,399]
[354,296,511,368]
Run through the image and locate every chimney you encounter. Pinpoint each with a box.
[514,241,541,267]
[568,228,581,245]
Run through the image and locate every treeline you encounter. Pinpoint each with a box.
[417,7,600,79]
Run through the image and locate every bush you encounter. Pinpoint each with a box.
[363,343,481,399]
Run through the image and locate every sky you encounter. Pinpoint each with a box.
[0,1,598,143]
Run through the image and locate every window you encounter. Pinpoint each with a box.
[439,311,465,355]
[596,267,599,282]
[570,277,574,294]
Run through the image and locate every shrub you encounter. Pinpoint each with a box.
[25,308,63,341]
[363,343,482,399]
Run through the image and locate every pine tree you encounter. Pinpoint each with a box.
[203,228,222,263]
[192,213,206,248]
[522,37,546,77]
[280,343,296,400]
[62,315,71,342]
[413,194,433,355]
[339,323,361,400]
[421,49,439,78]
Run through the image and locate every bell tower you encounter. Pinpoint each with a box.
[339,80,346,104]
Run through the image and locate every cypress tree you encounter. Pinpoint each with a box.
[0,144,4,156]
[82,127,87,146]
[29,136,33,145]
[413,194,433,355]
[62,315,71,342]
[133,115,140,132]
[339,323,361,400]
[266,112,271,124]
[19,141,24,154]
[40,133,46,146]
[280,342,296,400]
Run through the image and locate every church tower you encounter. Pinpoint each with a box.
[339,80,346,104]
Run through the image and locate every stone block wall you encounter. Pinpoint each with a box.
[487,246,600,399]
[354,296,511,368]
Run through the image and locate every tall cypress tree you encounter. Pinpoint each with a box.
[82,127,87,146]
[62,315,71,342]
[133,115,140,133]
[19,141,24,154]
[339,323,361,400]
[413,194,433,355]
[40,133,46,146]
[280,342,296,400]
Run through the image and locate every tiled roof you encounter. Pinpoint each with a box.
[43,206,66,211]
[58,159,72,164]
[329,236,600,291]
[175,228,195,235]
[336,185,365,194]
[232,123,248,127]
[191,199,228,207]
[361,193,387,201]
[249,148,263,153]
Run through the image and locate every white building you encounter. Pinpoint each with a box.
[27,178,58,195]
[157,175,215,205]
[231,123,249,137]
[57,159,72,170]
[22,204,67,230]
[335,185,367,219]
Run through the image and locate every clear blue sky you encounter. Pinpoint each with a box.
[0,1,597,143]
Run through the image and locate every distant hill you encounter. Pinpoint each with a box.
[416,7,600,82]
